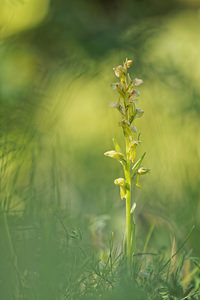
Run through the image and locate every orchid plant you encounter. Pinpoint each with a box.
[104,59,150,267]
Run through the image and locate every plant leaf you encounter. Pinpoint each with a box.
[132,152,146,171]
[112,138,121,152]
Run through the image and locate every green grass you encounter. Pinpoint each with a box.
[1,208,200,299]
[0,136,199,299]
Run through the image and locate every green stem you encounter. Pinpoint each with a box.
[126,184,131,266]
[125,137,132,267]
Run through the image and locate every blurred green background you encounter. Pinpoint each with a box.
[0,0,200,299]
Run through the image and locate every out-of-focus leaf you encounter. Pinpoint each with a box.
[127,73,132,85]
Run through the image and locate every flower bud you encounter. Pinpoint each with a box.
[126,59,133,68]
[114,178,129,200]
[134,78,143,86]
[104,150,125,163]
[129,140,140,162]
[113,65,124,78]
[137,167,150,175]
[130,126,137,133]
[129,89,140,97]
[130,202,136,214]
[114,178,125,185]
[136,108,144,118]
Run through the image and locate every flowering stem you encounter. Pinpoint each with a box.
[125,158,131,266]
[104,58,149,269]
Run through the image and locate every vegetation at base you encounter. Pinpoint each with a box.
[1,207,200,299]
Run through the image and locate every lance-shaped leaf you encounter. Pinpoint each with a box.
[112,138,121,152]
[129,140,140,162]
[114,178,129,200]
[132,152,146,172]
[135,108,144,118]
[104,150,126,164]
[127,73,132,85]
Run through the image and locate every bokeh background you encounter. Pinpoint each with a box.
[0,0,200,299]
